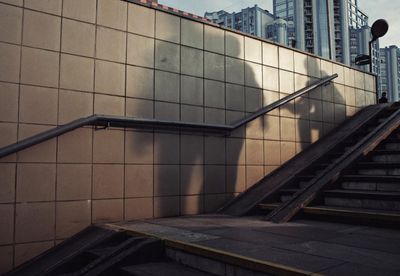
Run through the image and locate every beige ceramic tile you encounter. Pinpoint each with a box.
[19,85,58,125]
[57,128,92,163]
[15,202,55,243]
[226,138,245,165]
[246,117,263,139]
[23,10,60,51]
[96,27,126,63]
[126,66,154,99]
[126,98,154,119]
[204,25,224,54]
[204,137,225,165]
[246,165,264,188]
[63,0,96,23]
[204,194,227,213]
[0,246,13,274]
[62,19,95,57]
[0,82,18,122]
[263,66,279,92]
[264,140,281,165]
[93,129,124,163]
[246,139,264,165]
[94,94,125,116]
[60,54,94,92]
[180,165,204,195]
[154,133,179,164]
[56,164,92,200]
[280,118,296,141]
[226,165,245,193]
[0,163,15,203]
[56,201,91,239]
[263,42,278,67]
[125,165,153,197]
[24,0,62,15]
[295,119,311,143]
[125,131,154,164]
[154,102,179,121]
[95,60,125,96]
[155,11,180,43]
[180,135,204,164]
[155,40,180,73]
[293,52,308,75]
[93,164,124,199]
[127,34,154,67]
[279,47,294,71]
[154,196,180,218]
[225,32,244,59]
[181,195,204,215]
[128,3,154,37]
[280,141,296,163]
[245,61,262,88]
[14,241,53,267]
[0,204,13,245]
[97,0,127,30]
[0,123,17,154]
[245,37,262,63]
[181,18,203,49]
[180,105,203,124]
[16,163,56,202]
[0,4,22,44]
[0,43,20,82]
[92,199,123,223]
[125,198,153,220]
[204,165,225,194]
[58,90,93,124]
[17,124,56,162]
[154,165,179,196]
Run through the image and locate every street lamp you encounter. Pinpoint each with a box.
[355,19,389,72]
[369,19,389,72]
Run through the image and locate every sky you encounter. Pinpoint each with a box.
[158,0,399,48]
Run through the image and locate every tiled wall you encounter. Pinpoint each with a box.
[0,0,376,272]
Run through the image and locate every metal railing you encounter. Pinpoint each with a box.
[0,74,337,159]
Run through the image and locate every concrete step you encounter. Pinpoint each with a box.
[120,262,211,276]
[383,142,400,150]
[278,188,299,203]
[299,205,400,225]
[357,168,400,176]
[351,161,400,176]
[370,150,400,162]
[341,182,400,192]
[258,203,400,226]
[323,190,400,211]
[341,175,400,182]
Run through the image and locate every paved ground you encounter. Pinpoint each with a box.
[115,215,400,275]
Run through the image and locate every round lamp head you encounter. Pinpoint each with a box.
[371,19,389,42]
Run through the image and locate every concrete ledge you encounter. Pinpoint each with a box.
[109,224,318,276]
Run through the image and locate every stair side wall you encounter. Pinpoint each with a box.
[0,0,376,272]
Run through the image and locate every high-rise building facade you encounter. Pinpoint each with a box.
[273,0,371,66]
[379,46,400,101]
[204,5,274,38]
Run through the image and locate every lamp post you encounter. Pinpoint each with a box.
[355,19,389,72]
[369,19,389,73]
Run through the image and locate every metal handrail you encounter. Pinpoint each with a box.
[0,74,337,159]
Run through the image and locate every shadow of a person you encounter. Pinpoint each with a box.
[126,20,261,218]
[279,57,345,153]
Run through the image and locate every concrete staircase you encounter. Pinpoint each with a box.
[5,226,212,276]
[257,104,400,226]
